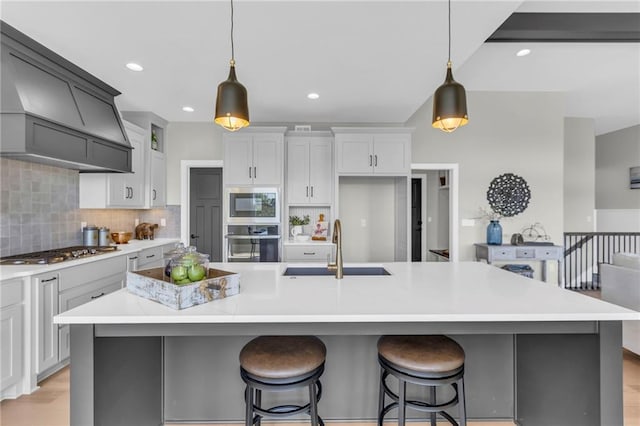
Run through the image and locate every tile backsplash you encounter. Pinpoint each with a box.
[0,158,180,257]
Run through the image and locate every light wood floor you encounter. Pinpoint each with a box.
[1,350,639,426]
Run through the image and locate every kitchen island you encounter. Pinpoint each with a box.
[54,262,639,426]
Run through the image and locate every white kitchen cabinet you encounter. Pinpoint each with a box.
[287,136,333,205]
[283,243,334,262]
[136,246,165,270]
[1,279,23,397]
[223,128,286,186]
[58,273,123,361]
[34,255,127,379]
[333,128,412,175]
[150,149,166,207]
[79,121,146,208]
[33,272,59,375]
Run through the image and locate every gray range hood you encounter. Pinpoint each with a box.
[0,21,132,173]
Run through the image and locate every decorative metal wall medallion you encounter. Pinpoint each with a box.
[486,173,531,217]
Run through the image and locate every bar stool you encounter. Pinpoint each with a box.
[377,335,466,426]
[239,336,326,426]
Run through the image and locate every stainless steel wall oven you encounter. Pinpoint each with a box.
[226,225,280,262]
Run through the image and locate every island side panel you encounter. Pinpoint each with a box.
[163,335,514,422]
[70,325,94,426]
[599,321,623,426]
[94,336,163,426]
[69,325,163,426]
[515,322,623,426]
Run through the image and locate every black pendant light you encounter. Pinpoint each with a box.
[432,0,468,133]
[214,0,250,131]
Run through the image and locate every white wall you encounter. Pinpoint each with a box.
[564,117,595,232]
[166,122,224,204]
[406,92,565,262]
[595,124,640,210]
[338,177,397,262]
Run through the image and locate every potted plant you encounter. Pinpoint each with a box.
[289,215,310,238]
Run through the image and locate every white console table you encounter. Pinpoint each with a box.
[474,243,564,286]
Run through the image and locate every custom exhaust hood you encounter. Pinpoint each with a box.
[0,21,132,173]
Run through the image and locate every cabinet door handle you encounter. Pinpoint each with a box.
[374,155,378,167]
[146,254,155,259]
[91,292,105,300]
[153,189,157,200]
[41,276,57,283]
[303,252,316,256]
[254,166,257,179]
[369,155,372,166]
[249,167,252,179]
[311,186,314,197]
[130,187,134,199]
[306,186,309,197]
[129,256,138,260]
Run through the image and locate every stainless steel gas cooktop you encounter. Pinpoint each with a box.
[0,246,118,265]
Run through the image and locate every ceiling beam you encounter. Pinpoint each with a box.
[487,13,640,42]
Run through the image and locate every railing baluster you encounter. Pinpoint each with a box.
[563,232,639,291]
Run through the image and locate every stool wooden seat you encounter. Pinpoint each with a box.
[240,336,326,426]
[377,335,466,426]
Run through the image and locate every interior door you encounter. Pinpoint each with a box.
[189,168,223,261]
[411,178,422,262]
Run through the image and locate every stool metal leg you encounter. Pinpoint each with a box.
[457,377,466,426]
[430,386,437,426]
[245,385,254,426]
[378,368,386,426]
[309,382,319,426]
[398,379,406,426]
[255,389,262,426]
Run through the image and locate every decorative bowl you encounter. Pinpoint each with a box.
[111,231,132,244]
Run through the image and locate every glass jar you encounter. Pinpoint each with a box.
[163,242,186,278]
[487,220,503,245]
[168,246,210,285]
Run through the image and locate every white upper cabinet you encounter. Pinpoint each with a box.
[150,149,166,207]
[287,135,333,205]
[333,128,412,175]
[223,128,285,186]
[79,112,168,209]
[80,121,146,208]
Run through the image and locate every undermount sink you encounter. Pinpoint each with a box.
[283,266,391,276]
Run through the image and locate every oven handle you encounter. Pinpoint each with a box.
[225,235,281,240]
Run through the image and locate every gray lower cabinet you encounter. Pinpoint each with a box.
[35,255,127,380]
[1,278,24,398]
[33,272,60,376]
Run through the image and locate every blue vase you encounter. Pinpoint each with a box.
[487,220,502,245]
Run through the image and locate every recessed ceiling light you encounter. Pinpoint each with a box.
[126,63,144,72]
[516,49,531,57]
[182,106,195,112]
[307,93,320,100]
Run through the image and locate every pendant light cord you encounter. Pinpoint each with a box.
[448,0,451,64]
[230,0,235,63]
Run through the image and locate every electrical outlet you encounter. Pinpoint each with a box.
[160,218,166,227]
[81,221,87,231]
[360,219,367,227]
[134,218,140,226]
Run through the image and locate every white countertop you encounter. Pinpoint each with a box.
[54,262,640,325]
[0,238,180,281]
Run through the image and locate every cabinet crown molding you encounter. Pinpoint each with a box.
[331,127,414,135]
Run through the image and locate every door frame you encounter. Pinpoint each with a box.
[411,163,459,262]
[411,174,427,261]
[180,160,224,246]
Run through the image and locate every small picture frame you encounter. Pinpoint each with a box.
[312,221,329,241]
[630,166,640,189]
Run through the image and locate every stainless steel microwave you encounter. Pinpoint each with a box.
[227,187,280,223]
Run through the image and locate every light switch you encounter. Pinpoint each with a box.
[361,219,367,227]
[160,218,167,227]
[134,218,140,226]
[81,221,87,231]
